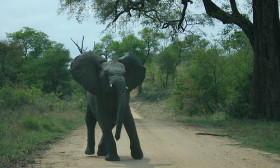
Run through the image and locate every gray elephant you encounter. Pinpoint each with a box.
[70,51,145,161]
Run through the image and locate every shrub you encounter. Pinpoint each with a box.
[168,74,204,116]
[22,116,41,131]
[0,86,33,109]
[0,85,85,167]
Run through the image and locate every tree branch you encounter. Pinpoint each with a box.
[70,36,87,54]
[202,0,254,45]
[81,36,84,52]
[229,0,239,15]
[178,0,193,31]
[111,0,145,24]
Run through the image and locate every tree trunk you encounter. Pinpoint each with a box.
[250,0,280,120]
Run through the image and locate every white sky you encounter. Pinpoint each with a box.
[0,0,224,58]
[0,0,107,58]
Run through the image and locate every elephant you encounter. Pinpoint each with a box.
[70,51,145,161]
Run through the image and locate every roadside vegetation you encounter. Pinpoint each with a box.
[180,118,280,155]
[2,0,280,164]
[131,96,280,156]
[0,27,86,167]
[119,29,278,155]
[95,28,253,119]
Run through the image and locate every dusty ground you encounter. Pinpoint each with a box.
[28,108,280,168]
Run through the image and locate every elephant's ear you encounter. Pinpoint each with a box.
[118,53,146,91]
[70,52,106,95]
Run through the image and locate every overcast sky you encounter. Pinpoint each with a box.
[0,0,108,58]
[0,1,224,58]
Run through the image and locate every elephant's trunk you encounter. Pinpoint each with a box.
[113,78,126,141]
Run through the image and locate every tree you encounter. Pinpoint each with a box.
[201,0,280,119]
[93,34,115,60]
[138,27,165,65]
[217,31,253,117]
[170,36,226,115]
[6,27,52,59]
[40,43,72,95]
[190,45,225,113]
[21,43,72,95]
[0,40,23,85]
[119,34,146,61]
[4,28,73,96]
[158,43,181,88]
[58,0,280,120]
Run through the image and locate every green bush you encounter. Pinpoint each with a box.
[22,116,41,131]
[0,85,71,112]
[0,86,34,109]
[0,85,85,167]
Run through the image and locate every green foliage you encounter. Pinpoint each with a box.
[6,27,52,58]
[168,31,253,118]
[168,73,202,116]
[100,28,253,119]
[3,27,73,96]
[37,43,72,94]
[0,84,85,167]
[138,28,165,64]
[157,44,180,88]
[58,0,213,32]
[179,118,280,155]
[222,32,253,118]
[118,34,146,61]
[93,34,115,60]
[0,86,36,109]
[70,81,87,112]
[22,116,42,131]
[170,44,225,115]
[0,40,24,86]
[94,33,147,63]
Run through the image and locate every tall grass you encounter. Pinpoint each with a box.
[179,117,280,155]
[0,85,86,167]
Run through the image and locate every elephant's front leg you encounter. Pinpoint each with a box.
[124,106,143,160]
[97,124,115,156]
[98,122,120,161]
[85,105,97,155]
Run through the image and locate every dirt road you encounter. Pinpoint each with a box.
[29,109,280,168]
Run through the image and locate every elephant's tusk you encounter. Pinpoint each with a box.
[126,86,129,90]
[110,84,113,88]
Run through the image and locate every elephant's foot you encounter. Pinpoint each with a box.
[131,147,143,160]
[105,154,120,161]
[97,148,106,156]
[85,145,95,155]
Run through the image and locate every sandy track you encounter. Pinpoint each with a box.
[29,109,280,168]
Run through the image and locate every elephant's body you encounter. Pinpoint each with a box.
[87,91,118,124]
[71,52,145,161]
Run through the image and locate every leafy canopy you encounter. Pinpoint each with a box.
[6,27,53,59]
[58,0,212,33]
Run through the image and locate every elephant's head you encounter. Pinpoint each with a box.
[70,51,146,140]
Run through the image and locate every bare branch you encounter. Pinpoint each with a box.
[70,36,87,54]
[229,0,239,15]
[81,36,84,52]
